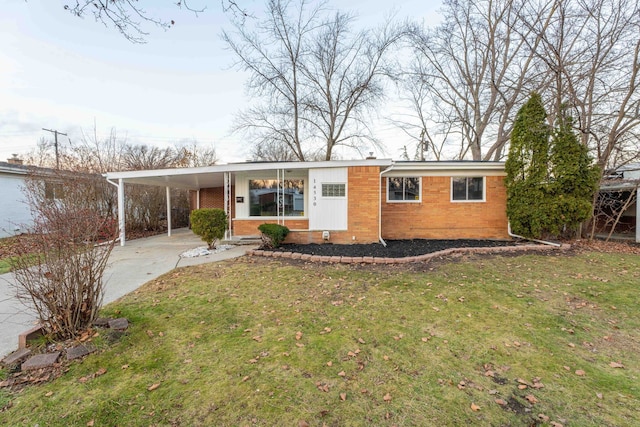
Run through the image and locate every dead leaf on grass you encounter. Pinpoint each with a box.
[495,399,507,406]
[383,393,392,402]
[295,331,303,340]
[340,393,347,401]
[147,383,160,391]
[471,403,481,411]
[338,371,346,377]
[575,369,586,376]
[525,394,538,404]
[45,391,53,397]
[609,361,624,369]
[86,420,95,427]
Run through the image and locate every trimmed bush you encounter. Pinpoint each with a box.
[258,223,290,249]
[190,208,227,249]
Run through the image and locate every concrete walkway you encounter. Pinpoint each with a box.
[0,228,256,358]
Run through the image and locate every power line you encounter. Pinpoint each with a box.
[42,128,67,169]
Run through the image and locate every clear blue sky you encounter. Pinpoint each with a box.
[0,0,442,165]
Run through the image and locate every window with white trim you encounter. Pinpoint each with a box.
[249,179,305,216]
[387,177,421,202]
[451,177,484,201]
[322,183,346,197]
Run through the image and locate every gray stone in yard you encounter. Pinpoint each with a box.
[93,318,111,327]
[21,352,60,371]
[108,318,129,330]
[66,345,93,361]
[2,348,32,365]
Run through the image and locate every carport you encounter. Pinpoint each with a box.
[105,165,233,246]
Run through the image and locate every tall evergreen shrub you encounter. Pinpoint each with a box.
[549,108,600,237]
[506,95,600,239]
[505,92,552,237]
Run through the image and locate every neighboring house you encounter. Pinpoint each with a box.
[598,163,640,242]
[105,159,509,246]
[0,158,33,238]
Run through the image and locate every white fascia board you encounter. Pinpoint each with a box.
[387,161,506,176]
[104,159,394,181]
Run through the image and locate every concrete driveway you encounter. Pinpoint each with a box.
[0,228,256,358]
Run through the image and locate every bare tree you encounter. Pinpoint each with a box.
[524,0,640,171]
[62,1,247,43]
[301,12,401,160]
[224,0,400,161]
[173,139,218,167]
[405,0,549,161]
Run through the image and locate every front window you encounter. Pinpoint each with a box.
[452,177,484,201]
[387,177,421,202]
[249,179,305,216]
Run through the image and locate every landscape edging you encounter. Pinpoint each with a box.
[246,243,571,264]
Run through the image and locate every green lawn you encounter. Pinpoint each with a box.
[1,250,639,426]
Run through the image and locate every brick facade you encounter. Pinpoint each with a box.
[191,166,509,243]
[381,175,509,239]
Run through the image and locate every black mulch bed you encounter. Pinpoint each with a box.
[270,239,519,258]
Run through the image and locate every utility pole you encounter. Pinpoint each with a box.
[42,128,67,169]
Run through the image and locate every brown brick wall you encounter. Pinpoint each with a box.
[381,175,509,239]
[190,187,235,230]
[233,219,309,239]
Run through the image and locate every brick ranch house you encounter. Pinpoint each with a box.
[105,159,510,246]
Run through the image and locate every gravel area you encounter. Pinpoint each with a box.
[271,239,519,258]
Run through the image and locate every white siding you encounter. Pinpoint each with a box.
[0,175,32,237]
[309,168,348,230]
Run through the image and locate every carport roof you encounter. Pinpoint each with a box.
[104,159,394,190]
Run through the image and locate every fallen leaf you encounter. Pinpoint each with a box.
[383,393,392,402]
[147,383,160,391]
[471,403,481,411]
[518,385,527,390]
[252,336,262,342]
[596,392,603,399]
[45,391,53,397]
[298,421,310,427]
[95,368,107,377]
[340,393,347,401]
[358,338,366,344]
[609,361,624,369]
[87,420,94,427]
[327,361,333,367]
[242,376,250,382]
[121,364,130,370]
[338,371,346,377]
[432,307,440,312]
[295,331,303,340]
[421,337,430,342]
[575,369,586,376]
[525,394,538,404]
[146,330,154,337]
[550,422,564,427]
[495,399,507,406]
[538,414,550,422]
[383,355,390,361]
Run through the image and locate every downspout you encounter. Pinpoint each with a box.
[379,163,395,247]
[507,221,561,247]
[106,178,126,246]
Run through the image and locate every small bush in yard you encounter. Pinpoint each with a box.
[190,208,227,249]
[258,223,289,248]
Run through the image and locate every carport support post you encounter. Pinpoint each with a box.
[118,178,125,246]
[636,186,639,243]
[166,186,172,237]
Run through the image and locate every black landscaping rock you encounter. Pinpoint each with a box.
[272,239,517,258]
